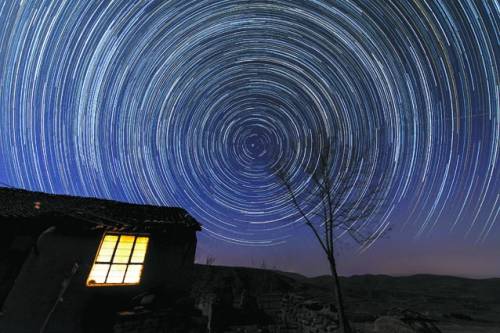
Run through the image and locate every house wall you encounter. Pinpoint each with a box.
[0,223,197,333]
[0,217,54,308]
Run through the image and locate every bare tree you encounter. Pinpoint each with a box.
[272,137,388,333]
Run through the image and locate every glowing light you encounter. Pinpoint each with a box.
[87,234,149,286]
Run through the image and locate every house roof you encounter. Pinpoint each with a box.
[0,187,201,231]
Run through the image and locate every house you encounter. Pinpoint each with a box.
[0,187,202,332]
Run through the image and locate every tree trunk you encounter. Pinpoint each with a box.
[328,256,351,333]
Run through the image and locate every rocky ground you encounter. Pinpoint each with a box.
[192,264,500,332]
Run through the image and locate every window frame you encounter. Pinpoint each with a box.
[86,232,150,287]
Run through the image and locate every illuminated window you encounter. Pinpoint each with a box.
[87,234,149,286]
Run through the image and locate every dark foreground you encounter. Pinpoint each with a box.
[192,264,500,333]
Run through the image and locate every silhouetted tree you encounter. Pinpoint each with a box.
[272,137,388,333]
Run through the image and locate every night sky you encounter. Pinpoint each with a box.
[0,0,498,277]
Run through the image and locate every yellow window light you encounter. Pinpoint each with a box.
[87,234,149,286]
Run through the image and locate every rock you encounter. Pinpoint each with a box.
[374,316,417,333]
[140,294,156,305]
[374,312,442,333]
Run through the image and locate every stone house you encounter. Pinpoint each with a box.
[0,187,202,332]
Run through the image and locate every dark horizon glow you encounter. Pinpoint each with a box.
[0,0,498,278]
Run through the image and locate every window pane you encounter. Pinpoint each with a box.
[130,237,149,263]
[113,235,135,263]
[96,235,118,262]
[87,234,149,286]
[124,265,143,284]
[87,264,110,285]
[106,264,127,283]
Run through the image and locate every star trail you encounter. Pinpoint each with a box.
[0,0,498,264]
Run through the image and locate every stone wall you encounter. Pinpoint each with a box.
[113,308,207,333]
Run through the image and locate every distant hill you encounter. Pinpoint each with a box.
[303,273,500,321]
[192,264,303,298]
[192,264,500,331]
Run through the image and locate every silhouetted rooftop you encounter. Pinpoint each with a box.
[0,187,201,231]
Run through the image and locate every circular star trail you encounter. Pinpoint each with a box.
[0,0,498,246]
